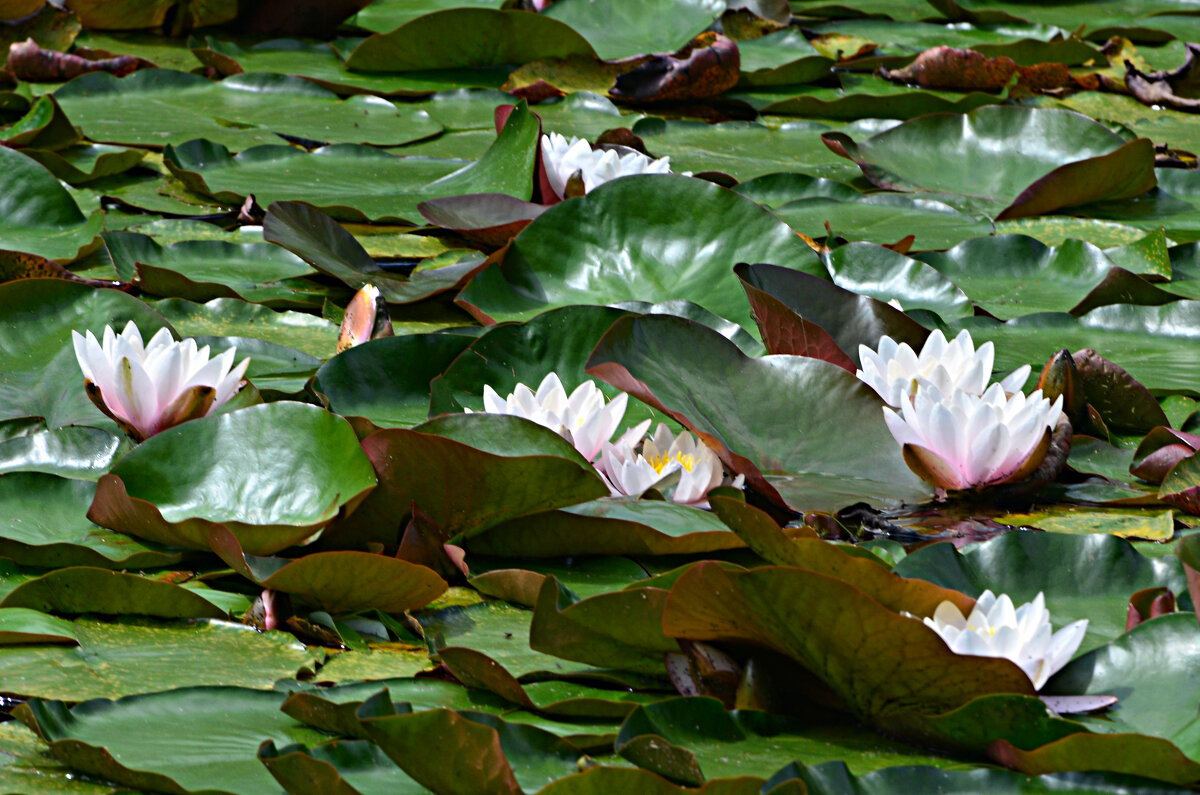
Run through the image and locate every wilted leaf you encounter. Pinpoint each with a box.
[1126,42,1200,113]
[610,32,741,102]
[7,37,146,81]
[881,47,1071,93]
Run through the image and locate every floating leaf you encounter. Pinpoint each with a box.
[0,618,315,701]
[209,527,447,614]
[88,402,377,555]
[821,106,1156,220]
[456,175,827,333]
[344,8,596,71]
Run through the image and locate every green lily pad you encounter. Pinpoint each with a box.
[822,106,1157,219]
[314,333,479,427]
[735,73,1005,121]
[616,698,958,784]
[0,618,316,701]
[23,687,327,795]
[0,721,120,795]
[774,193,995,252]
[149,297,339,360]
[88,402,377,555]
[191,36,510,95]
[953,303,1200,395]
[343,8,596,71]
[0,425,121,480]
[1045,614,1200,753]
[0,567,227,620]
[415,600,602,682]
[456,175,827,333]
[0,473,182,569]
[0,608,77,645]
[893,533,1189,649]
[171,101,537,224]
[823,242,973,320]
[631,117,865,183]
[22,144,147,185]
[53,70,444,150]
[544,0,723,60]
[104,231,320,307]
[0,145,103,259]
[916,235,1178,319]
[166,140,461,223]
[586,314,932,512]
[468,498,743,557]
[736,28,834,87]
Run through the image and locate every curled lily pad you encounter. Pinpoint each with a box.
[88,402,377,555]
[208,527,447,614]
[821,106,1156,220]
[322,413,610,550]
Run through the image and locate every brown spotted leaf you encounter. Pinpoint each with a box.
[7,38,147,81]
[0,249,121,288]
[611,32,740,102]
[1126,42,1200,113]
[881,47,1070,94]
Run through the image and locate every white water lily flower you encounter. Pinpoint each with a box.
[923,590,1088,690]
[599,423,736,507]
[476,373,628,463]
[72,320,249,442]
[857,329,1031,408]
[540,131,675,199]
[883,382,1062,491]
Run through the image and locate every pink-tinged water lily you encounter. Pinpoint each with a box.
[922,590,1088,690]
[540,131,675,200]
[476,373,629,462]
[857,329,1031,408]
[883,382,1062,492]
[599,424,738,507]
[72,321,249,442]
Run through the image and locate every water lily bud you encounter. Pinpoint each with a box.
[1036,348,1077,410]
[337,284,393,353]
[72,321,249,443]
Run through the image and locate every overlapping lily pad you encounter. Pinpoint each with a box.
[54,70,444,150]
[456,175,827,333]
[88,402,377,554]
[821,106,1157,219]
[0,145,103,259]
